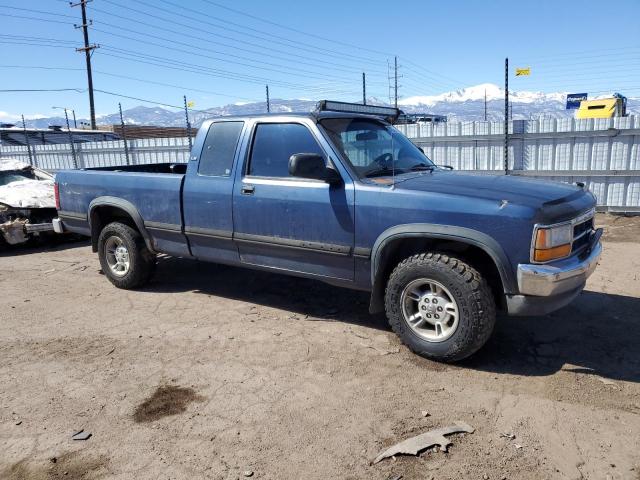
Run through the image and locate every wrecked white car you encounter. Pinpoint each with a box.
[0,158,57,246]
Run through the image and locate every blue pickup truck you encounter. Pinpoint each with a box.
[53,102,602,362]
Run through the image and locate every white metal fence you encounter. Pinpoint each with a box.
[397,116,640,211]
[2,116,639,211]
[1,136,191,171]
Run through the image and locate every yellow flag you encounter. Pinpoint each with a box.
[515,67,531,76]
[187,101,195,108]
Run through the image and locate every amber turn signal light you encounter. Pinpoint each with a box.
[533,244,572,262]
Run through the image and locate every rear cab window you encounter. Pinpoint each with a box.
[247,123,324,178]
[198,121,244,176]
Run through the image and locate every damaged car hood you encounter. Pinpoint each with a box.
[0,158,55,209]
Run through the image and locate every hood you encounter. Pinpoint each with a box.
[395,170,585,207]
[392,170,595,223]
[0,178,56,209]
[0,158,33,172]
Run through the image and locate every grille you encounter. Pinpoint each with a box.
[572,215,595,254]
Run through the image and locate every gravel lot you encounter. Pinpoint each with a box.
[1,214,639,480]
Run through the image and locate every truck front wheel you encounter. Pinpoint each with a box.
[97,221,156,289]
[384,252,495,362]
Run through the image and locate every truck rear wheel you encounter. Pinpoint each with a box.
[384,252,495,362]
[97,221,156,289]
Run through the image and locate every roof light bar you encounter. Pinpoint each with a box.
[315,100,401,120]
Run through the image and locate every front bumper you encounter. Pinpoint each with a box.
[506,234,602,316]
[517,239,602,297]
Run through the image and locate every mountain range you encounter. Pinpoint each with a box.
[15,83,639,129]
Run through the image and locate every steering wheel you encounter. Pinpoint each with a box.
[373,152,394,169]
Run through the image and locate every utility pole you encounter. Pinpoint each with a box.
[265,85,270,113]
[394,56,398,109]
[21,114,33,166]
[72,0,99,130]
[118,103,130,166]
[484,89,487,121]
[504,57,509,175]
[362,72,366,105]
[183,95,192,152]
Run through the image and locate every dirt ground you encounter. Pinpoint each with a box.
[1,213,639,480]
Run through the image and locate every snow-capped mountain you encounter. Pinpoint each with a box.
[399,83,566,107]
[15,84,639,128]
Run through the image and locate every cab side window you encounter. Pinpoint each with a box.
[248,123,324,178]
[198,121,244,176]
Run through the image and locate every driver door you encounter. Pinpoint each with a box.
[232,120,355,281]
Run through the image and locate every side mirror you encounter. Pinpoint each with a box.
[288,153,341,184]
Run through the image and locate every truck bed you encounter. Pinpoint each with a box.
[55,166,189,256]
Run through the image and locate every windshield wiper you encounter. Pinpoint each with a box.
[363,166,393,178]
[408,163,436,171]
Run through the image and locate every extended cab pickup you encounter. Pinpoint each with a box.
[54,104,603,361]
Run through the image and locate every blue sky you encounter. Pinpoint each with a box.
[1,0,639,120]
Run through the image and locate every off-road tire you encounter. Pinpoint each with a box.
[384,252,495,362]
[97,221,156,289]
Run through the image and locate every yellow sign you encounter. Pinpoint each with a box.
[187,101,195,108]
[515,67,531,76]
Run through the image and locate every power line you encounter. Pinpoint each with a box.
[0,12,377,97]
[517,45,640,62]
[0,40,73,48]
[93,71,261,102]
[90,3,386,73]
[89,24,381,85]
[124,0,388,70]
[197,0,394,59]
[94,89,186,110]
[0,88,85,92]
[0,34,77,44]
[97,50,365,97]
[0,64,263,102]
[2,6,385,86]
[0,13,71,25]
[0,5,76,18]
[400,58,466,88]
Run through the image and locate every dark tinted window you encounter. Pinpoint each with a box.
[249,123,323,177]
[198,121,244,176]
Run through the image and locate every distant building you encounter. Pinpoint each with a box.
[395,113,447,124]
[97,125,198,139]
[0,124,120,147]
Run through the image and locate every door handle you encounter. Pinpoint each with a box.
[241,184,255,195]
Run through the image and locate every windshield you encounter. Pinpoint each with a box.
[320,118,435,178]
[0,171,36,186]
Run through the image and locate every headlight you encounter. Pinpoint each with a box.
[533,223,572,262]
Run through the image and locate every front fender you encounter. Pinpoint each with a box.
[368,223,518,313]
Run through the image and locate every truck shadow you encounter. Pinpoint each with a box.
[150,256,389,331]
[149,257,640,382]
[462,290,640,383]
[0,236,89,258]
